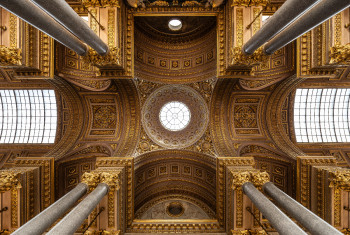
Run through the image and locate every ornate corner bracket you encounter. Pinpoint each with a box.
[230,47,270,67]
[231,170,270,190]
[81,170,121,191]
[329,170,350,192]
[81,0,120,7]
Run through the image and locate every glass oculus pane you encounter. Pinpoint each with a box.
[159,101,191,131]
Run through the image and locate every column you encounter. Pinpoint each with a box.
[263,182,342,235]
[0,0,87,55]
[31,0,108,55]
[12,183,88,235]
[242,182,307,235]
[243,0,320,54]
[264,0,350,54]
[47,183,109,235]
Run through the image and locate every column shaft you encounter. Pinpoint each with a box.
[47,183,109,235]
[0,0,87,55]
[12,183,88,235]
[264,0,350,54]
[243,0,320,54]
[263,182,342,235]
[31,0,108,55]
[242,182,307,235]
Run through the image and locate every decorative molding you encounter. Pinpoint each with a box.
[82,0,120,7]
[231,0,268,7]
[230,47,270,66]
[230,170,269,190]
[329,169,350,192]
[0,171,21,192]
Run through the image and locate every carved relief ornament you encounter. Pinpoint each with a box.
[83,47,121,67]
[329,43,350,65]
[0,171,22,192]
[0,46,22,66]
[81,171,121,191]
[329,170,350,191]
[231,0,269,6]
[231,47,270,66]
[81,0,120,7]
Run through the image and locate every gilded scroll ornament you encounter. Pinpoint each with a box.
[81,172,100,189]
[0,46,21,65]
[231,0,269,7]
[149,1,169,6]
[82,0,120,7]
[83,47,121,67]
[100,172,120,191]
[329,170,350,191]
[182,1,202,6]
[329,43,350,64]
[0,172,22,192]
[231,47,269,66]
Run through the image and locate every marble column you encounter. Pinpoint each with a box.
[243,0,320,54]
[0,0,87,55]
[47,183,109,235]
[264,0,350,54]
[263,182,342,235]
[31,0,108,55]
[242,182,307,235]
[12,183,88,235]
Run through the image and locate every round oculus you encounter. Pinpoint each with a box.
[168,19,182,31]
[159,101,191,131]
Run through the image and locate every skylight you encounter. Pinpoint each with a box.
[159,101,191,131]
[294,88,350,143]
[0,90,57,144]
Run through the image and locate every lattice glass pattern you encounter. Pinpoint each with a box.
[159,101,191,131]
[0,90,57,144]
[294,88,350,143]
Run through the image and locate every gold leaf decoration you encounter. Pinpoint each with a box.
[0,46,21,66]
[329,43,350,64]
[231,47,269,66]
[83,47,121,67]
[0,171,22,192]
[82,0,120,7]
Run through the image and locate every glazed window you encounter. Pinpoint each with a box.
[0,90,57,144]
[159,101,191,131]
[294,88,350,143]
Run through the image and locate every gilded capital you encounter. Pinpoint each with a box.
[0,46,22,66]
[329,43,350,64]
[251,171,270,188]
[83,47,121,67]
[329,170,350,191]
[0,171,22,192]
[231,171,251,190]
[231,0,269,7]
[230,47,269,66]
[100,172,120,191]
[81,172,100,189]
[82,0,120,7]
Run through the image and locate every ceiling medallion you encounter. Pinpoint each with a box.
[142,85,209,149]
[166,202,185,217]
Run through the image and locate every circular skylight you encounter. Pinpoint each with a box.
[159,101,191,131]
[168,19,182,31]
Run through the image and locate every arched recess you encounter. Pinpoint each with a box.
[134,150,216,218]
[44,76,84,160]
[210,78,238,157]
[266,75,307,159]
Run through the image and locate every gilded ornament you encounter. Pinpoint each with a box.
[231,0,269,7]
[82,0,120,7]
[81,172,100,189]
[329,170,350,191]
[182,1,202,6]
[100,172,120,191]
[0,171,22,192]
[149,0,169,6]
[250,171,269,188]
[231,47,269,66]
[231,171,251,190]
[329,43,350,64]
[0,46,21,65]
[83,47,121,67]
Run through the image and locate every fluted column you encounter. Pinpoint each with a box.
[263,182,342,235]
[12,183,88,235]
[242,182,307,235]
[264,0,350,54]
[47,183,109,235]
[243,0,320,54]
[31,0,108,55]
[0,0,87,55]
